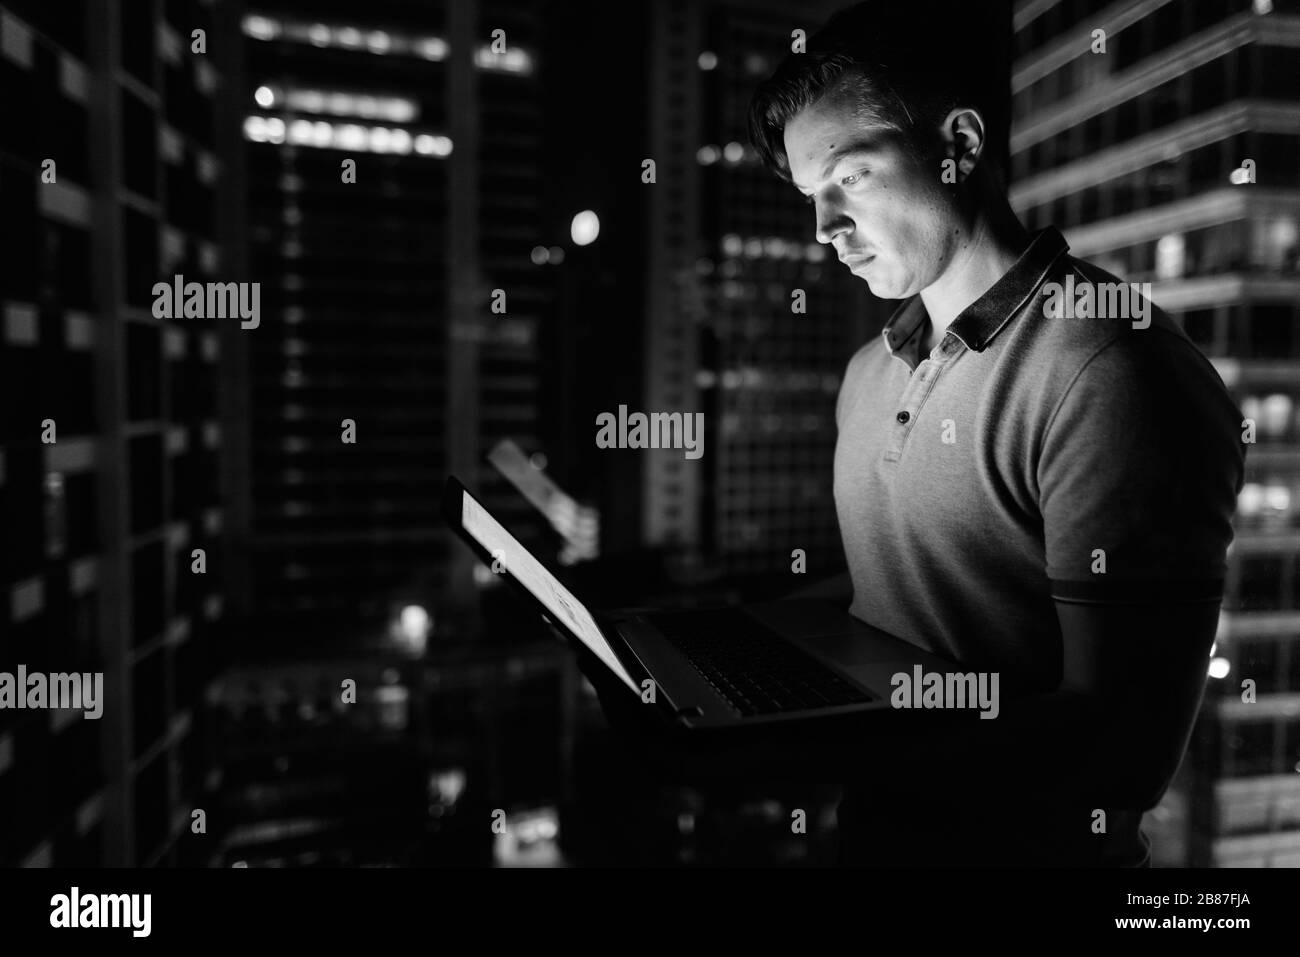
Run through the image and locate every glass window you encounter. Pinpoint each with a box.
[1192,0,1233,33]
[1081,186,1100,223]
[1190,60,1218,113]
[1255,134,1300,187]
[1261,48,1300,99]
[1189,138,1224,192]
[1082,115,1103,151]
[1183,308,1216,349]
[1238,555,1282,609]
[1249,304,1297,359]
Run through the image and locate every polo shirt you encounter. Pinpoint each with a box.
[834,225,1245,698]
[832,225,1245,865]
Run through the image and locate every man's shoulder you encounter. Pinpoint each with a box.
[1009,254,1226,400]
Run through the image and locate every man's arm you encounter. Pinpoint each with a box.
[915,330,1245,814]
[870,599,1219,813]
[579,596,1218,807]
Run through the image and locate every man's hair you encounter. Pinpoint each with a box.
[748,0,1011,186]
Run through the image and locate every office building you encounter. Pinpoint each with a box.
[238,1,552,648]
[0,0,243,865]
[642,0,883,583]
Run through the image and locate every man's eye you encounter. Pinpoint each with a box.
[841,171,865,186]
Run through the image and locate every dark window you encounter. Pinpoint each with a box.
[1248,304,1296,359]
[129,433,163,534]
[121,92,156,199]
[120,0,155,85]
[1261,48,1300,99]
[1255,135,1300,187]
[1081,187,1100,224]
[1183,309,1216,348]
[126,322,161,421]
[1189,138,1224,191]
[1226,720,1275,776]
[1192,0,1233,33]
[1238,555,1283,609]
[122,208,158,309]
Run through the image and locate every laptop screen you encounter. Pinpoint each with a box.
[459,488,638,694]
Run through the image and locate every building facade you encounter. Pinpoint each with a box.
[239,1,551,648]
[0,0,242,866]
[643,0,881,583]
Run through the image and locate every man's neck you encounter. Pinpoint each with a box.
[918,210,1031,355]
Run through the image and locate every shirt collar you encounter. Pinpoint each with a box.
[880,226,1070,361]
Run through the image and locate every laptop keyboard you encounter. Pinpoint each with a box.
[643,608,876,717]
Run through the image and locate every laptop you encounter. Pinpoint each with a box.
[443,475,959,731]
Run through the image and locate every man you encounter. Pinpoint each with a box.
[740,1,1245,865]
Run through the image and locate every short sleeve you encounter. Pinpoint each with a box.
[1038,336,1245,604]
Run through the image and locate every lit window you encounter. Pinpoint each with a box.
[1154,233,1185,280]
[1238,483,1262,517]
[242,15,280,40]
[244,116,452,157]
[418,38,449,60]
[696,145,720,165]
[1260,393,1293,437]
[243,116,268,141]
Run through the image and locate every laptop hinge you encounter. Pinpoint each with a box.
[593,612,691,721]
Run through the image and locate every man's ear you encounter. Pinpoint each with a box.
[943,107,986,182]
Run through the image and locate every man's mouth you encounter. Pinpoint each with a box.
[841,254,875,268]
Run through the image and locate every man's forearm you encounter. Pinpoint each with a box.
[872,688,1178,813]
[585,641,1199,812]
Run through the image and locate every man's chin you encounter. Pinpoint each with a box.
[857,274,900,299]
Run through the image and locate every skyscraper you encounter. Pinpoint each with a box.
[642,0,882,583]
[1009,0,1300,866]
[238,2,551,649]
[0,0,242,865]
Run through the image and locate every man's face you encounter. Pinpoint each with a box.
[783,87,959,300]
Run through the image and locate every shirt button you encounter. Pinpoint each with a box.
[896,411,910,423]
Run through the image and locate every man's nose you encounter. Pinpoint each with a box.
[814,200,853,246]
